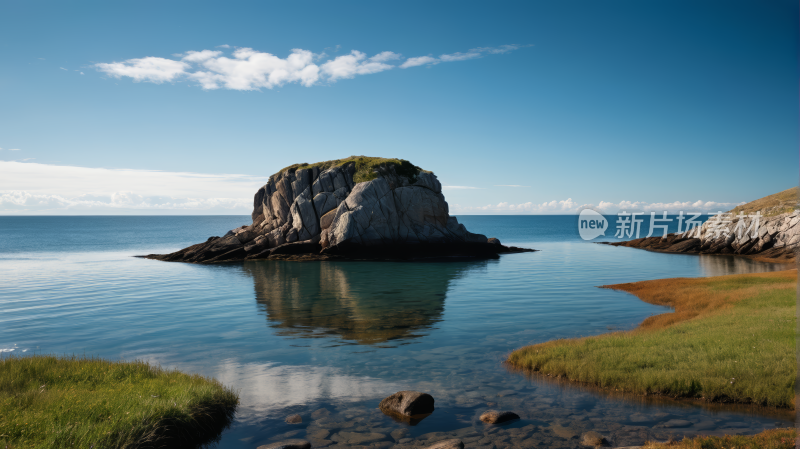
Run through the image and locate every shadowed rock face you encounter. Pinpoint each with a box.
[143,158,535,262]
[242,260,485,345]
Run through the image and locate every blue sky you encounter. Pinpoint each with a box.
[1,0,797,214]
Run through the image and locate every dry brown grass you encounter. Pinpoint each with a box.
[602,269,797,331]
[728,187,798,217]
[642,427,796,449]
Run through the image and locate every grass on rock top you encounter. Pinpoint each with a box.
[728,187,798,217]
[507,269,797,408]
[0,355,238,449]
[272,156,428,184]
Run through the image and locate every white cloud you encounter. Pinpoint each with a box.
[95,57,190,83]
[451,198,744,215]
[494,185,530,187]
[400,56,439,69]
[190,48,320,90]
[8,148,20,151]
[596,200,745,213]
[0,161,267,214]
[470,44,521,54]
[180,49,223,62]
[94,44,527,90]
[439,51,481,62]
[402,45,528,69]
[320,50,395,81]
[369,51,402,63]
[59,67,68,71]
[442,185,482,190]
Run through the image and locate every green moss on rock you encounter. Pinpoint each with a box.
[271,156,429,184]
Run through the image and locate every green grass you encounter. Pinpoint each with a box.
[272,155,428,184]
[507,270,796,408]
[0,355,238,449]
[642,428,796,449]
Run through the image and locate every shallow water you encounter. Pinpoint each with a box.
[0,216,794,448]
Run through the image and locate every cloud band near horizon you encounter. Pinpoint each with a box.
[94,44,529,91]
[0,161,744,215]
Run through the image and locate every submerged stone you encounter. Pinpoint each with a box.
[479,410,520,424]
[581,431,609,447]
[257,439,311,449]
[379,390,435,417]
[285,414,302,424]
[425,439,465,449]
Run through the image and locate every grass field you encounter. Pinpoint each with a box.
[507,269,796,408]
[728,187,798,217]
[0,355,238,449]
[643,427,797,449]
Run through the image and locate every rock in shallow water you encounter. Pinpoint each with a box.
[379,390,435,417]
[310,408,330,420]
[333,431,387,444]
[257,439,311,449]
[479,410,520,424]
[285,414,302,424]
[425,439,465,449]
[581,431,609,446]
[662,419,693,428]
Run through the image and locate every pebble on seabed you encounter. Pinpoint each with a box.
[285,414,303,424]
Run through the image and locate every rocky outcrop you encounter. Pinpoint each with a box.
[143,157,535,262]
[379,390,435,418]
[605,209,799,263]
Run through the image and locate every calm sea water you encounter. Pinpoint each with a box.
[0,216,794,448]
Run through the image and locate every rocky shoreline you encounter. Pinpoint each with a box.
[601,209,798,263]
[141,157,535,263]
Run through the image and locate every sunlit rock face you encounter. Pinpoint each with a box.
[245,162,487,256]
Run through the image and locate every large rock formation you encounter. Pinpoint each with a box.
[144,157,533,263]
[605,188,799,263]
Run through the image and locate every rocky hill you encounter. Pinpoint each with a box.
[605,187,799,263]
[144,156,532,263]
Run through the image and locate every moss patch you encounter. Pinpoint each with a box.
[0,355,238,449]
[272,155,428,184]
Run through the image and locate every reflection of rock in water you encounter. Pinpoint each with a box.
[698,255,794,277]
[242,260,487,345]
